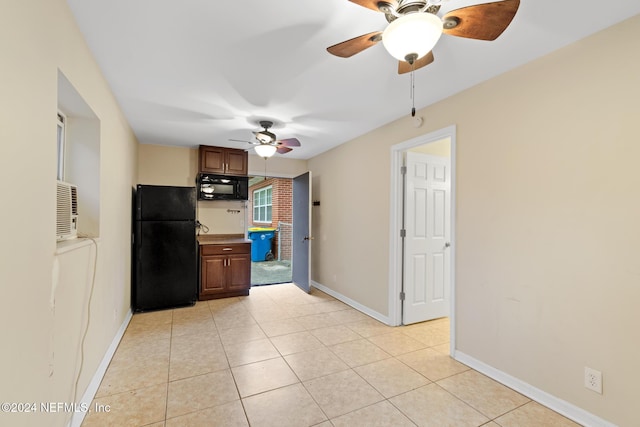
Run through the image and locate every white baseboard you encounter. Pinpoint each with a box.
[311,280,390,325]
[68,309,133,427]
[453,351,617,427]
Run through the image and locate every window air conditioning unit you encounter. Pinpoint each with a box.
[56,180,78,241]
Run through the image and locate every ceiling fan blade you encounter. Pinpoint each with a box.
[398,51,434,74]
[276,146,293,154]
[442,0,520,41]
[229,138,256,145]
[277,138,301,147]
[327,31,382,58]
[348,0,398,12]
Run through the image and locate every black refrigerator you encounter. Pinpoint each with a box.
[133,185,197,312]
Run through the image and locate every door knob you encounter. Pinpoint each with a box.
[444,242,451,248]
[303,236,314,241]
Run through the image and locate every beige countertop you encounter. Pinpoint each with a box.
[197,234,250,245]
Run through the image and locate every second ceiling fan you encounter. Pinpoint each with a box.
[327,0,520,73]
[230,121,301,157]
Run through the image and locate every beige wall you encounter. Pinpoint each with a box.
[0,1,138,427]
[309,14,640,426]
[138,144,308,235]
[138,144,198,187]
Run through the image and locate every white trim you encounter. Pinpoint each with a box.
[387,144,404,326]
[253,185,273,223]
[448,129,457,357]
[388,125,457,353]
[311,280,390,325]
[453,351,617,427]
[68,309,133,427]
[57,111,66,181]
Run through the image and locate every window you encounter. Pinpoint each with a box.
[253,186,272,223]
[57,112,65,181]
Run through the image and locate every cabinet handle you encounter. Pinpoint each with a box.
[223,247,232,251]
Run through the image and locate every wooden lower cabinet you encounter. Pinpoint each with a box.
[199,243,251,300]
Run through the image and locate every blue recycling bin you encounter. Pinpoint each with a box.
[248,228,275,262]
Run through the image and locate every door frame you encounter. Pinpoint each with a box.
[245,169,299,286]
[388,125,457,350]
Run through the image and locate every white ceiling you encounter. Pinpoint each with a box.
[66,0,640,160]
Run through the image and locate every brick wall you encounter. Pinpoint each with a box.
[248,177,293,261]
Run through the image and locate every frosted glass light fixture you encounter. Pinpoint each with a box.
[382,12,443,63]
[254,144,277,158]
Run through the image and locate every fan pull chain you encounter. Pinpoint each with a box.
[410,62,416,117]
[264,157,268,180]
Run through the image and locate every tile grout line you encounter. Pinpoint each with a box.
[210,299,254,427]
[244,290,367,425]
[98,286,572,427]
[489,400,533,426]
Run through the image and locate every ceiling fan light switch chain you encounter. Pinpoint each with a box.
[410,65,416,117]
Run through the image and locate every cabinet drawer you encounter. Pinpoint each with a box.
[201,243,250,255]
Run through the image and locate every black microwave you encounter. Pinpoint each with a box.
[197,174,248,201]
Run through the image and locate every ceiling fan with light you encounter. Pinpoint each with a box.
[230,121,301,158]
[327,0,520,74]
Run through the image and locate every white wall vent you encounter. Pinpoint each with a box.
[56,180,78,240]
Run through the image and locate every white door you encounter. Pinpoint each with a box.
[292,172,312,292]
[403,152,451,324]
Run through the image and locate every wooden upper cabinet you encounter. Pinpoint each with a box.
[199,145,248,176]
[199,146,225,173]
[225,149,248,176]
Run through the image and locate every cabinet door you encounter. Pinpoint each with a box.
[199,146,225,174]
[225,149,248,176]
[227,253,251,292]
[201,255,226,294]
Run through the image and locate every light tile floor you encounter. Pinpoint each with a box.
[82,283,581,427]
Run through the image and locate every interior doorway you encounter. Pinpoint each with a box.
[389,125,456,351]
[403,150,451,324]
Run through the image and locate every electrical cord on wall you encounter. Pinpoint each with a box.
[69,235,98,426]
[196,220,209,235]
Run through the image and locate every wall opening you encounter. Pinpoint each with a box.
[57,71,100,238]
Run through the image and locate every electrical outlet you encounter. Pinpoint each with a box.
[584,367,602,394]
